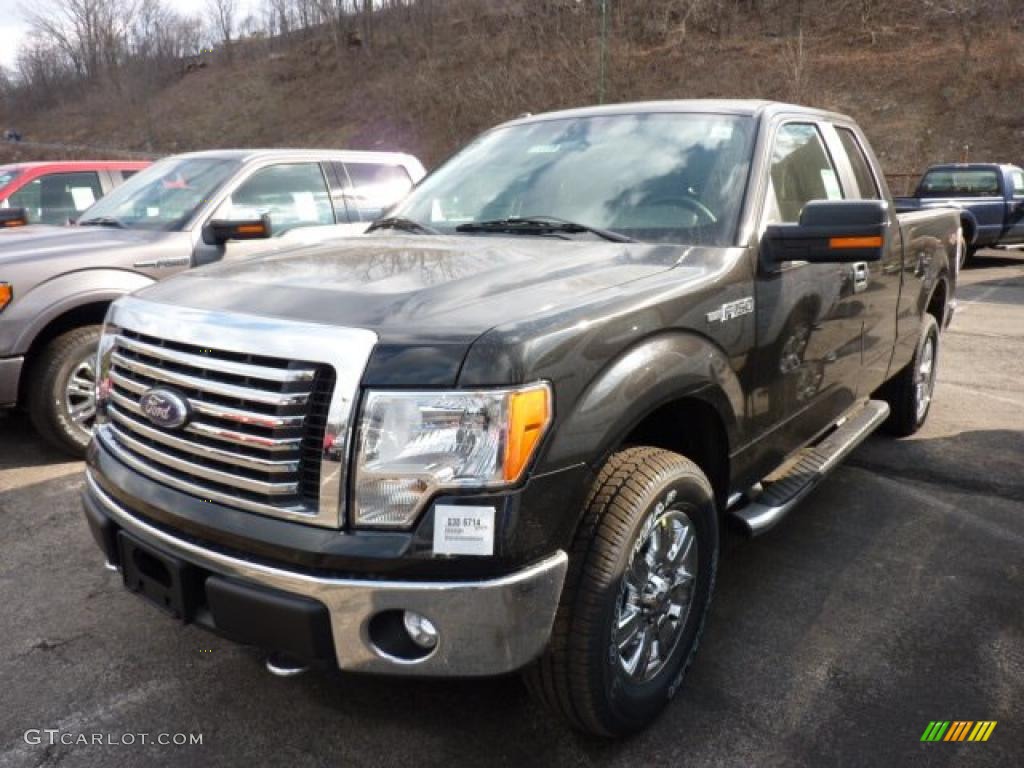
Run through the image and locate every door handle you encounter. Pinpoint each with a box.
[852,262,868,293]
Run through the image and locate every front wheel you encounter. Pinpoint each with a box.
[525,447,719,737]
[27,325,102,457]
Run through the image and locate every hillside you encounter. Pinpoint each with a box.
[2,5,1023,194]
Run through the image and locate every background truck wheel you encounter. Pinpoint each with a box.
[27,325,102,457]
[881,314,939,437]
[525,446,719,737]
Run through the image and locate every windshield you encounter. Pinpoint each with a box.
[0,169,21,192]
[392,113,756,246]
[919,169,1000,198]
[78,157,241,230]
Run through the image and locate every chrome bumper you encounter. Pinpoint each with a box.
[86,472,568,677]
[0,356,23,406]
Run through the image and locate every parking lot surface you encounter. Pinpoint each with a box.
[1,253,1022,767]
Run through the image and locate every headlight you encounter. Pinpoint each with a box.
[0,282,11,313]
[353,382,552,528]
[94,321,120,426]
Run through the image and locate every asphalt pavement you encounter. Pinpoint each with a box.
[1,252,1022,767]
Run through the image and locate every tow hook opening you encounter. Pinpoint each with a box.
[265,651,310,678]
[367,610,439,663]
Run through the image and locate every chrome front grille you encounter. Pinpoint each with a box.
[96,296,379,529]
[104,329,332,519]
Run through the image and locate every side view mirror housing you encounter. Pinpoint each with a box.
[202,214,272,246]
[763,200,888,265]
[0,207,29,228]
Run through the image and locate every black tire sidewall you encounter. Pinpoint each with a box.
[594,468,719,733]
[31,328,100,454]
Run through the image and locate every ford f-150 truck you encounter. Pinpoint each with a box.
[0,149,425,455]
[82,101,959,737]
[895,163,1024,264]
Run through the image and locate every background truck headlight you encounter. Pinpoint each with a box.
[353,383,552,528]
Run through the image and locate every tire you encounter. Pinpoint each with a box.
[524,446,719,737]
[881,314,939,437]
[27,325,102,457]
[962,245,977,268]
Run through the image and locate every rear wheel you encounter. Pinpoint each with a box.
[525,446,719,737]
[27,325,101,457]
[881,314,939,437]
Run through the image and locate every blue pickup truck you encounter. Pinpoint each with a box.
[895,163,1024,266]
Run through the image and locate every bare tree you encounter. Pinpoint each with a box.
[207,0,239,58]
[920,0,997,62]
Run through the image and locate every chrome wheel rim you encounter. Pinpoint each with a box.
[914,335,936,423]
[614,491,699,683]
[64,355,97,434]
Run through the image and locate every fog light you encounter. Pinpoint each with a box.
[403,611,438,649]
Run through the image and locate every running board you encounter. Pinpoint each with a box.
[729,400,890,536]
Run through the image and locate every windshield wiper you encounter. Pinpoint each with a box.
[455,216,634,243]
[366,216,441,235]
[78,216,126,229]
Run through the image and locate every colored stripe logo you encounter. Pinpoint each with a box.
[921,721,997,742]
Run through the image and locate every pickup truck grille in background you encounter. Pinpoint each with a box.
[102,328,336,522]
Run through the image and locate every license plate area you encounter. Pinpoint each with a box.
[118,531,202,622]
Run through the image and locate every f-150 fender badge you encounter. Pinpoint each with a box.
[707,297,754,324]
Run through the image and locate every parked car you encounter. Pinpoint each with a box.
[0,161,150,226]
[0,149,426,454]
[895,163,1024,264]
[82,101,958,737]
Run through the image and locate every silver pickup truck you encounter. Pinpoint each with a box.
[0,148,425,454]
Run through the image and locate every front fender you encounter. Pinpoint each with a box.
[541,331,743,472]
[2,269,155,354]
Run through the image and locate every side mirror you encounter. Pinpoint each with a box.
[763,200,888,265]
[0,207,29,228]
[201,214,272,246]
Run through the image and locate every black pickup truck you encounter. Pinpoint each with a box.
[895,163,1024,264]
[82,101,959,736]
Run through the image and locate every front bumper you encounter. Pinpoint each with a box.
[83,471,568,677]
[0,356,23,406]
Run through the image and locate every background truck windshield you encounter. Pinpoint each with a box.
[0,169,21,191]
[78,157,241,230]
[919,168,1000,197]
[392,112,756,246]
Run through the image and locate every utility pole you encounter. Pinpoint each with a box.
[598,0,609,104]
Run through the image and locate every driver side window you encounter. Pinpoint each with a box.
[214,163,334,235]
[765,123,844,225]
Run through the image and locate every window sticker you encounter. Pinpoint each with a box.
[70,187,96,211]
[433,505,496,556]
[821,169,843,200]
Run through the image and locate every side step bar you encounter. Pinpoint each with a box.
[729,400,890,536]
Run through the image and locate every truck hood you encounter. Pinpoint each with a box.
[0,226,172,269]
[136,234,692,343]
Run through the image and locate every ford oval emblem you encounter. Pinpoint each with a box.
[139,388,190,430]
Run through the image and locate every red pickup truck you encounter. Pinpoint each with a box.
[0,161,150,225]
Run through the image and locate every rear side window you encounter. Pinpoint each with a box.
[836,128,880,200]
[765,123,844,225]
[8,171,103,224]
[919,169,1000,197]
[342,162,413,221]
[1010,169,1024,197]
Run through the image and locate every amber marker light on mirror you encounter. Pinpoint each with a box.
[829,235,883,249]
[0,283,11,312]
[503,384,553,482]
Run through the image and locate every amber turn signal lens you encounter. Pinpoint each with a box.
[235,223,266,235]
[503,385,552,482]
[0,283,11,312]
[829,235,883,249]
[2,219,25,228]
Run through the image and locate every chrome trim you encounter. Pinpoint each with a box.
[98,429,311,519]
[116,335,317,384]
[87,471,568,676]
[730,399,889,535]
[110,389,302,450]
[108,405,300,474]
[111,351,311,407]
[107,423,300,496]
[104,296,378,527]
